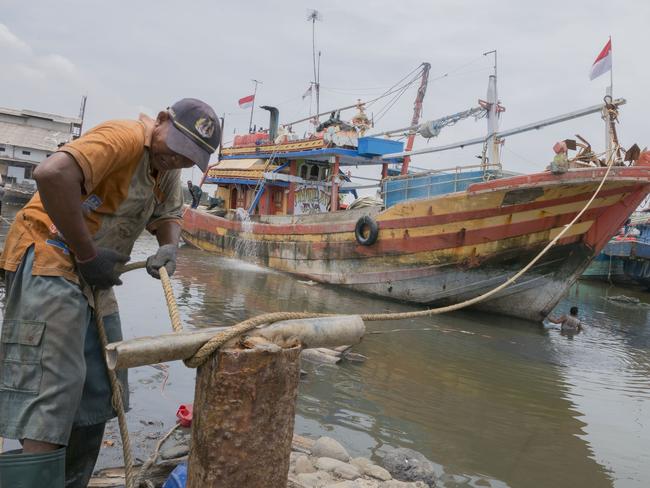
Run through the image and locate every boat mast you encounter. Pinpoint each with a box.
[249,79,262,133]
[605,35,613,157]
[483,50,500,169]
[400,62,431,175]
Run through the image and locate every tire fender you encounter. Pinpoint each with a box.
[355,216,379,246]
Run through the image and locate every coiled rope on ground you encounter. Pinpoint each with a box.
[102,144,619,487]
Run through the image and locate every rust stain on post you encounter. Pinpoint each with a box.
[186,345,301,488]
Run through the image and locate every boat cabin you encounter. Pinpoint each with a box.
[202,106,408,217]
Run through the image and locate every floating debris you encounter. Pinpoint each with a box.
[607,294,641,304]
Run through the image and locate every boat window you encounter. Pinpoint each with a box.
[299,163,309,180]
[310,164,319,180]
[22,150,31,156]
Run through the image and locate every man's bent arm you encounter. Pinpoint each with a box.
[34,153,96,260]
[155,220,182,247]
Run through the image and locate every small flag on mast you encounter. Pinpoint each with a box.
[302,84,313,100]
[238,94,255,109]
[589,39,612,81]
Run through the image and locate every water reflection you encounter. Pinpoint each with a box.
[168,240,641,487]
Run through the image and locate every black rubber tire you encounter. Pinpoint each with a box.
[355,216,379,246]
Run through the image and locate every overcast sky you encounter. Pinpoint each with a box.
[1,0,648,182]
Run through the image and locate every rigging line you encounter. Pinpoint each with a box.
[373,80,417,123]
[369,71,421,115]
[381,64,424,95]
[445,66,492,78]
[321,88,387,97]
[373,89,411,124]
[365,79,418,109]
[366,64,424,108]
[502,145,538,166]
[320,85,392,92]
[445,55,486,75]
[286,66,424,126]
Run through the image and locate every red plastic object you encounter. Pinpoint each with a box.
[176,404,193,428]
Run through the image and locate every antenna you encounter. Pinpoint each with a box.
[307,9,323,119]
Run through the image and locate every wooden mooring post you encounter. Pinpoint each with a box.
[105,315,365,487]
[187,344,301,487]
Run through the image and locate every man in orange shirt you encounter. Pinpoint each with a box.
[0,98,220,487]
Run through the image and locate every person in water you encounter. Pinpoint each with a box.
[547,306,583,333]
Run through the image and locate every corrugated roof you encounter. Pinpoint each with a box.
[212,158,266,170]
[0,106,81,125]
[0,121,74,151]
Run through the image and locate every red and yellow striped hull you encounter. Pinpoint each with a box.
[182,165,650,321]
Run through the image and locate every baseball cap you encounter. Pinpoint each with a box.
[166,98,221,171]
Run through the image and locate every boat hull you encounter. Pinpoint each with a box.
[182,166,650,321]
[585,224,650,287]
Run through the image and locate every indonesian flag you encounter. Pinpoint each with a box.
[589,39,612,81]
[238,94,255,109]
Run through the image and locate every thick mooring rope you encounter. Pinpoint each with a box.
[93,289,138,488]
[101,145,618,486]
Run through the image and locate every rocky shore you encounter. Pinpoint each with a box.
[91,432,441,487]
[288,435,435,488]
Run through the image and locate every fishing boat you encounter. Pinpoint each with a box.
[181,63,650,321]
[1,181,36,207]
[582,212,650,286]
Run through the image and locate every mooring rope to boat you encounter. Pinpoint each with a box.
[99,144,620,487]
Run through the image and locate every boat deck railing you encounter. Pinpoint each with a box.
[382,164,506,207]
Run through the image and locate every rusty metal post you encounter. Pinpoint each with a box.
[186,345,301,488]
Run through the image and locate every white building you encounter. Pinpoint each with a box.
[0,107,81,184]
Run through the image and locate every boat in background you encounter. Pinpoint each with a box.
[582,211,650,286]
[1,181,36,207]
[182,63,650,321]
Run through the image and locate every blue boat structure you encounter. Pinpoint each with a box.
[582,212,650,285]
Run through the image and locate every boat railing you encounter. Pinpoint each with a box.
[382,164,504,207]
[384,163,502,181]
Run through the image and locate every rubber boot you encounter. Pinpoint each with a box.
[0,447,66,488]
[64,422,106,488]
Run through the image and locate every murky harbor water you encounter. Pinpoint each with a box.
[2,217,649,487]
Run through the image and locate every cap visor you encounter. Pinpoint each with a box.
[166,123,211,171]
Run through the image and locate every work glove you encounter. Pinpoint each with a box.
[146,244,177,279]
[77,247,130,289]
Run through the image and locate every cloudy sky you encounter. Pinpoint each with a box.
[1,0,648,181]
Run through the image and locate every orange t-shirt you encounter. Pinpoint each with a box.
[0,114,183,284]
